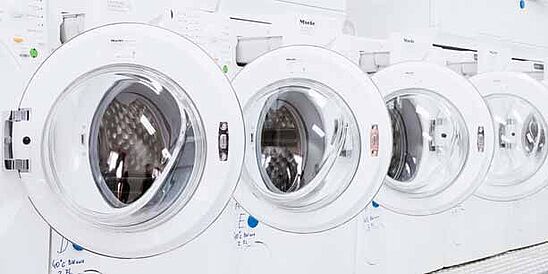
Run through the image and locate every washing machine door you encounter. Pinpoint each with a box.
[372,62,495,215]
[7,23,245,258]
[471,72,548,201]
[233,46,392,233]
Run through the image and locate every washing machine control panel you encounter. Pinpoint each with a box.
[165,9,237,77]
[0,0,47,68]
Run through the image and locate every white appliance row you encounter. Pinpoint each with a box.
[1,1,547,274]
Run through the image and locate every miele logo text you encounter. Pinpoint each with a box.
[110,39,124,43]
[403,38,415,43]
[299,19,316,26]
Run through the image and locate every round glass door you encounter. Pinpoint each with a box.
[372,62,494,215]
[233,46,392,233]
[385,89,469,198]
[245,79,360,210]
[483,95,547,187]
[45,64,205,229]
[471,72,548,201]
[14,24,244,258]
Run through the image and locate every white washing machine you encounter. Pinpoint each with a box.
[231,45,392,274]
[214,3,375,273]
[503,60,548,255]
[477,71,548,247]
[330,35,495,273]
[405,43,523,268]
[446,65,548,266]
[43,4,248,274]
[4,23,245,273]
[360,61,494,274]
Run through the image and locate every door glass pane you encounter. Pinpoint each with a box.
[45,64,206,229]
[484,94,547,186]
[385,89,469,197]
[244,79,361,210]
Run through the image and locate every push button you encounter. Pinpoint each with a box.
[219,134,228,150]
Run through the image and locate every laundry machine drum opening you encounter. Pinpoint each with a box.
[483,94,548,186]
[385,89,469,197]
[259,100,308,193]
[45,64,206,229]
[244,78,361,210]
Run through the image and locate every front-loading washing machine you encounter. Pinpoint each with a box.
[402,44,528,268]
[231,45,392,274]
[209,4,373,273]
[4,23,245,274]
[329,35,495,273]
[446,70,548,267]
[475,71,548,258]
[503,60,548,253]
[476,71,548,247]
[357,61,495,274]
[42,3,250,273]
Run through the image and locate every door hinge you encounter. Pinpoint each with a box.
[9,108,31,122]
[3,108,31,173]
[4,159,30,172]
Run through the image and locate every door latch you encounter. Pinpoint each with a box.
[370,124,379,157]
[218,122,229,161]
[477,126,485,153]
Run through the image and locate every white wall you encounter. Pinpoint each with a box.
[219,0,346,22]
[433,0,548,46]
[347,0,548,58]
[347,0,432,39]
